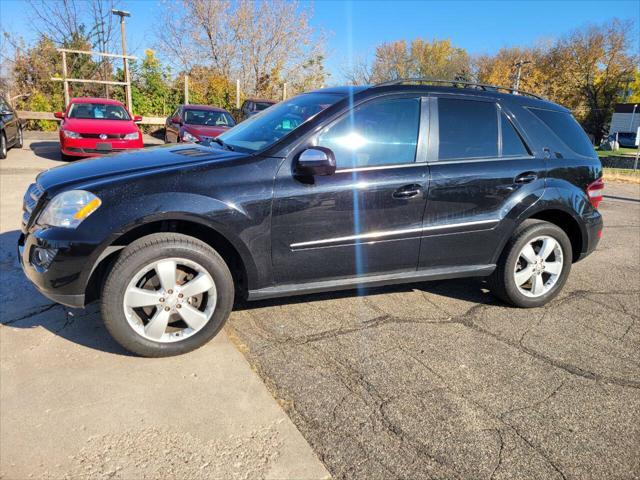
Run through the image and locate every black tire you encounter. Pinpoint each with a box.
[15,127,23,148]
[101,233,234,357]
[0,131,6,159]
[60,151,74,161]
[488,220,572,308]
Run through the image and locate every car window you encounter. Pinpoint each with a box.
[184,109,234,126]
[437,98,498,160]
[528,107,595,157]
[255,102,273,111]
[317,97,420,169]
[501,113,530,156]
[68,103,130,120]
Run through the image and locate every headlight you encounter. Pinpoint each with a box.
[182,131,198,142]
[38,190,102,229]
[61,129,81,139]
[123,131,140,140]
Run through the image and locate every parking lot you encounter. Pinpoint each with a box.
[1,133,639,479]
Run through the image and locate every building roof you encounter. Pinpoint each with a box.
[613,103,640,114]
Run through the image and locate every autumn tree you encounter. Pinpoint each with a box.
[157,0,328,99]
[368,38,471,83]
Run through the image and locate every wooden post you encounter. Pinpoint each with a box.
[283,82,287,101]
[236,79,240,109]
[61,50,70,107]
[184,75,189,104]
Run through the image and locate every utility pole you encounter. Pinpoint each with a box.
[112,9,132,113]
[184,75,189,104]
[512,59,531,92]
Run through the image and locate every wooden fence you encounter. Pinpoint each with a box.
[17,111,166,125]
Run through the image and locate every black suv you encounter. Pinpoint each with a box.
[0,95,24,159]
[18,79,604,357]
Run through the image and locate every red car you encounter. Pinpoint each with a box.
[54,98,143,160]
[164,104,236,143]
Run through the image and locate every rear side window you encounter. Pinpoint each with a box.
[528,108,595,157]
[318,97,420,169]
[501,113,530,156]
[437,98,498,160]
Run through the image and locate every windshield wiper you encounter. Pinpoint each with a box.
[209,137,234,151]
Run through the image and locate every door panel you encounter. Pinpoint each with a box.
[272,164,429,283]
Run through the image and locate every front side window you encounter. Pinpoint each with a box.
[437,98,498,160]
[184,109,235,126]
[68,103,130,121]
[217,92,345,153]
[317,97,420,169]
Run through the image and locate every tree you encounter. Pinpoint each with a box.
[157,0,327,98]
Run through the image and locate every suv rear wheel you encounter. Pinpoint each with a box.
[489,220,572,308]
[0,132,6,159]
[101,233,234,357]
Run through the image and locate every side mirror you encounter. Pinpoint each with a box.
[54,111,64,119]
[296,147,336,176]
[133,115,143,123]
[171,116,182,125]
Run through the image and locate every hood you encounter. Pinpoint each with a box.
[184,124,231,138]
[61,118,138,134]
[37,144,245,192]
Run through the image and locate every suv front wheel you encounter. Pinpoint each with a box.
[489,220,572,308]
[101,233,234,357]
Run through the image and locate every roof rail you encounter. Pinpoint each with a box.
[372,78,543,100]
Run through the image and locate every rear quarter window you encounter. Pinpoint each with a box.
[528,107,595,157]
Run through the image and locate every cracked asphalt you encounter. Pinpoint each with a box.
[227,182,640,480]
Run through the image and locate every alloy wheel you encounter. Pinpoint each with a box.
[514,235,564,298]
[123,257,217,342]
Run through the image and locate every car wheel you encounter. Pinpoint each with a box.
[489,219,572,308]
[15,127,24,148]
[0,131,6,159]
[101,233,234,357]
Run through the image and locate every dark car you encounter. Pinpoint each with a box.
[0,96,24,159]
[164,105,235,143]
[611,131,637,148]
[18,79,604,357]
[239,98,276,121]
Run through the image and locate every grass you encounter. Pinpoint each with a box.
[603,167,640,184]
[596,147,638,157]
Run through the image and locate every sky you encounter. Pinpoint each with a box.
[1,0,639,83]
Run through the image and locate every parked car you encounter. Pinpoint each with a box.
[164,105,236,144]
[54,98,143,160]
[611,131,637,149]
[239,98,276,121]
[0,95,24,159]
[18,79,604,357]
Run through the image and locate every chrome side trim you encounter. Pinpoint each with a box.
[335,162,425,174]
[290,218,499,249]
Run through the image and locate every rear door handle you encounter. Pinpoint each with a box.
[393,184,423,199]
[514,172,537,184]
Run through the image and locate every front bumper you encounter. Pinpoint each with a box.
[60,136,143,157]
[18,228,95,308]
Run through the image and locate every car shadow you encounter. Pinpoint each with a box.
[0,229,133,356]
[29,141,67,162]
[2,226,495,356]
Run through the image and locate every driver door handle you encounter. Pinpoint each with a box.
[514,172,537,184]
[393,184,423,199]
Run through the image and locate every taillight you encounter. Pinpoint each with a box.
[586,177,604,209]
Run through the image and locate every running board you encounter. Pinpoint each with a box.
[247,264,495,301]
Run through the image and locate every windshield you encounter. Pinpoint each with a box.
[184,109,235,127]
[217,93,344,153]
[255,102,274,111]
[68,103,130,120]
